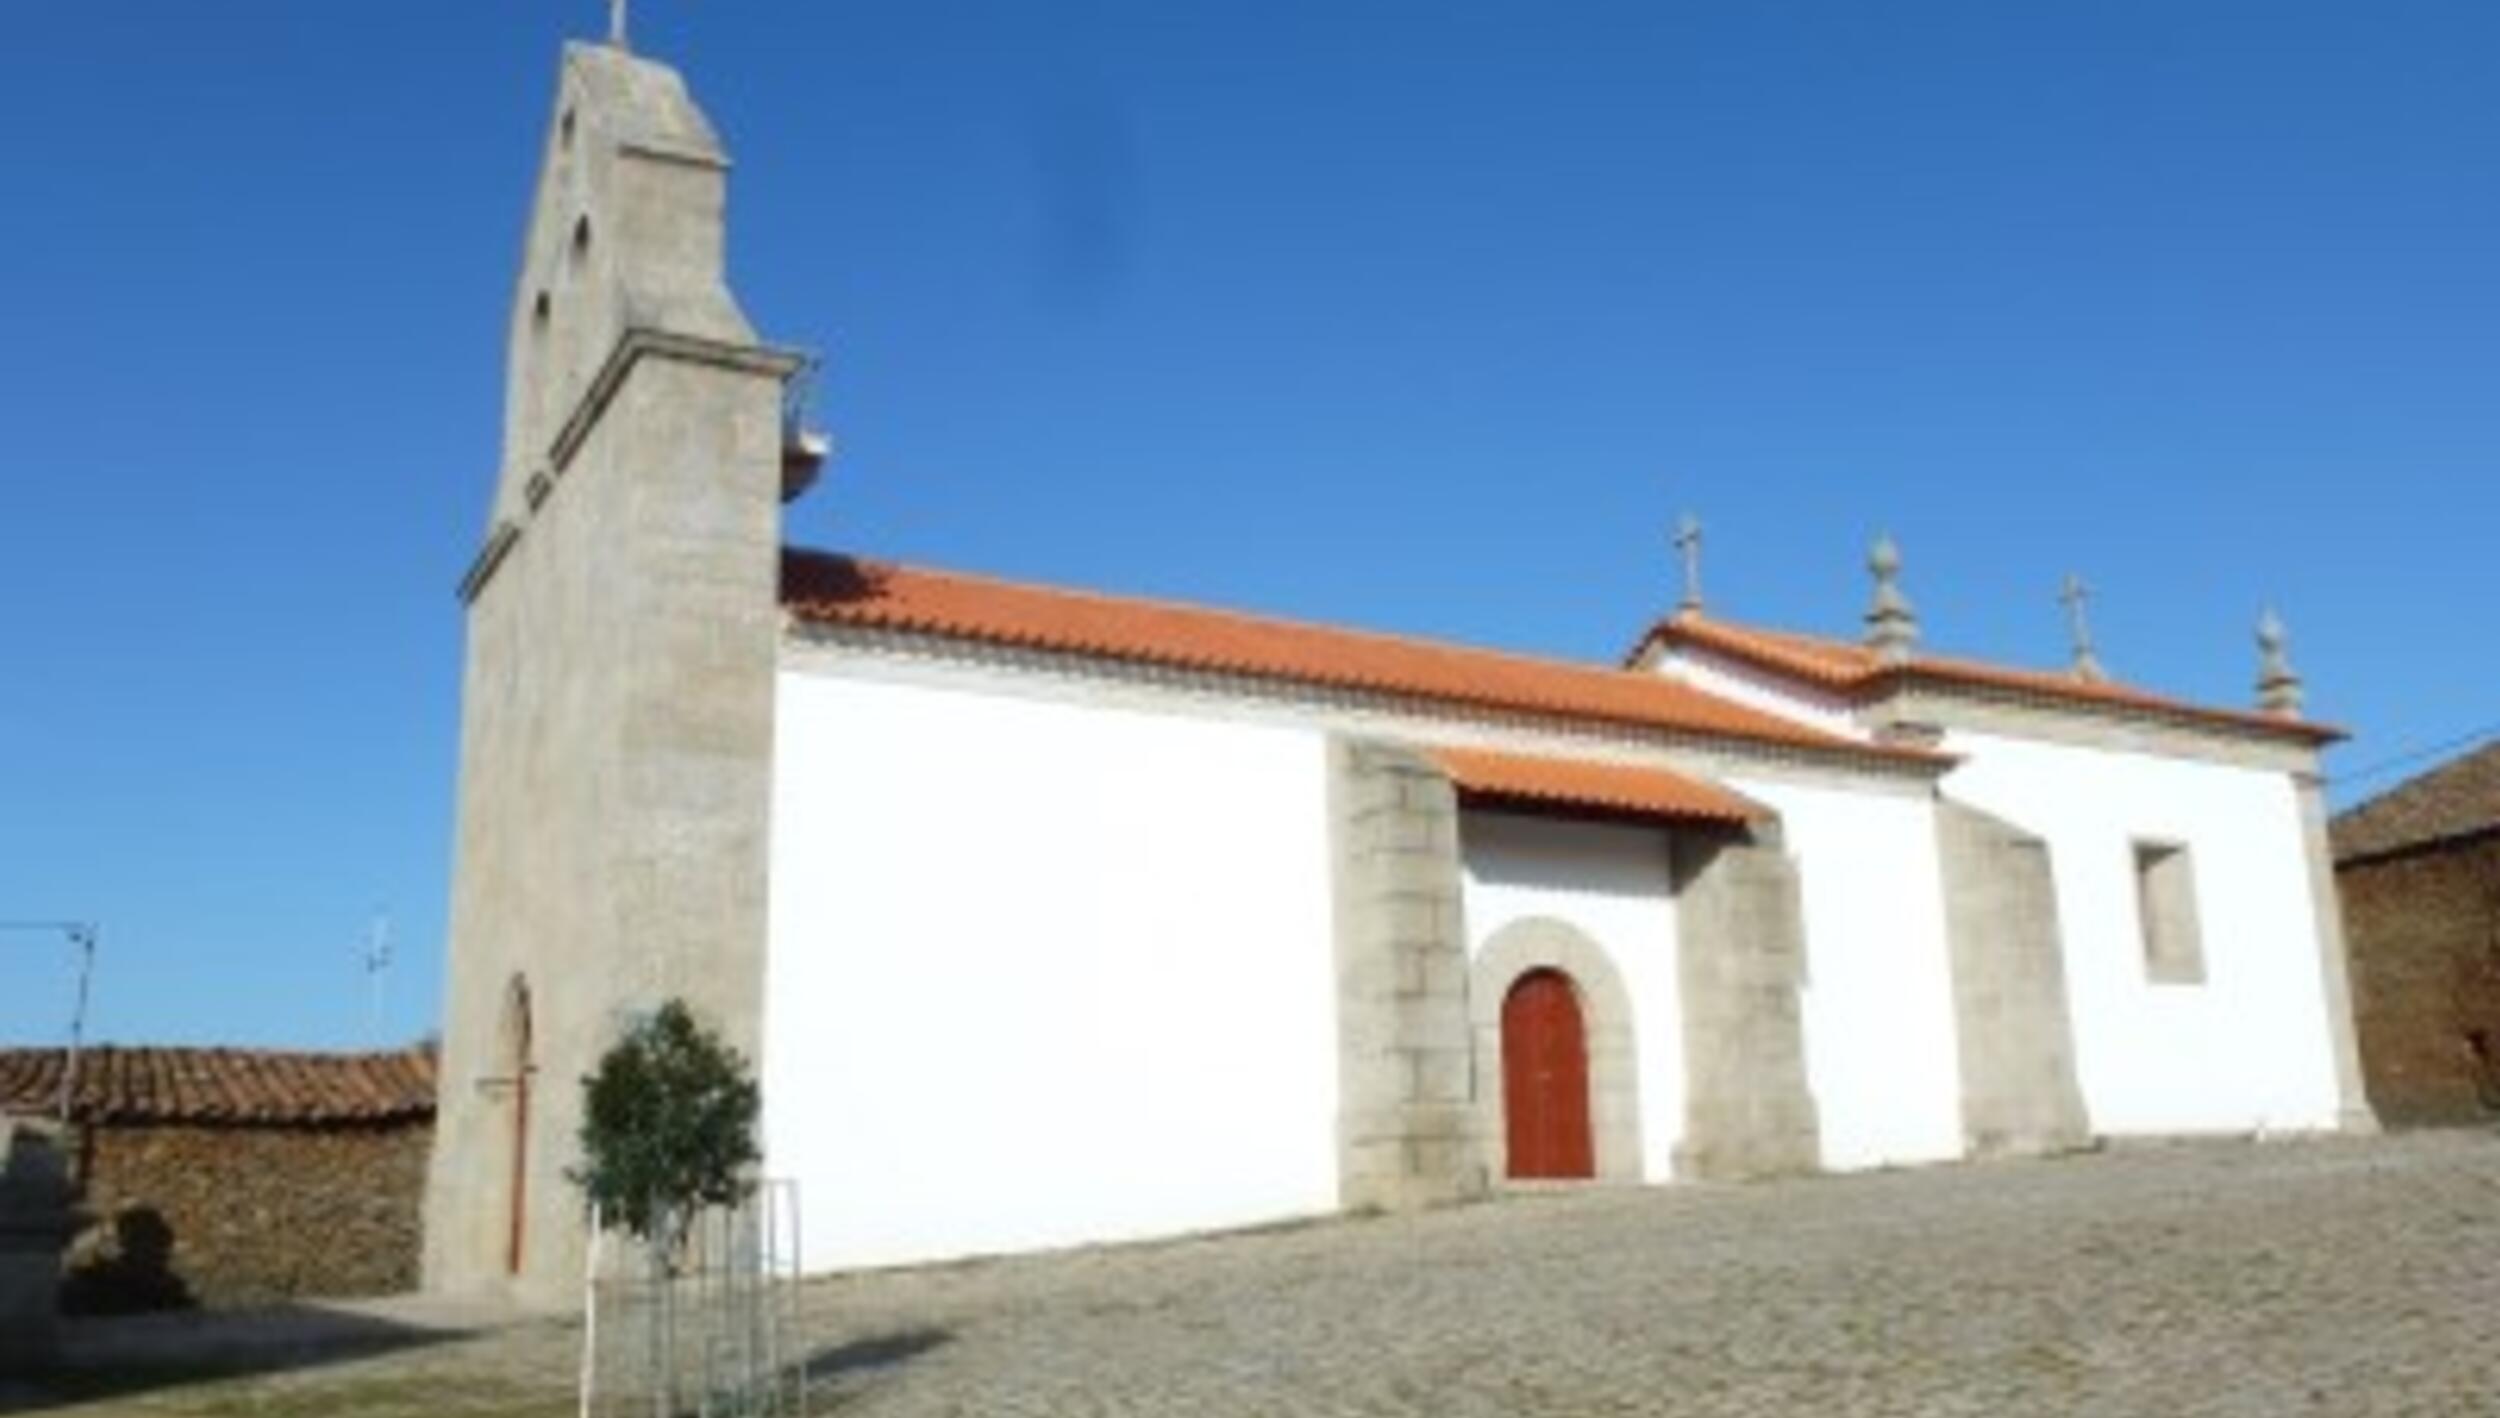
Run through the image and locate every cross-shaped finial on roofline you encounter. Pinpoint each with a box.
[2059,573,2108,684]
[2255,608,2304,717]
[1671,513,1704,615]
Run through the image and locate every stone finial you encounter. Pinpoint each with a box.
[2256,608,2304,717]
[1672,513,1704,616]
[2059,573,2108,684]
[609,0,629,50]
[1863,533,1919,665]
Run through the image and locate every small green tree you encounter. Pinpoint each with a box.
[570,999,760,1262]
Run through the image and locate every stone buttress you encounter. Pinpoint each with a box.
[1671,824,1821,1179]
[1934,800,2090,1156]
[1326,740,1490,1210]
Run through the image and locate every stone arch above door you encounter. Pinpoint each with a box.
[1470,917,1642,1184]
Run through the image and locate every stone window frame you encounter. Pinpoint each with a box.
[1469,916,1643,1185]
[2131,837,2208,986]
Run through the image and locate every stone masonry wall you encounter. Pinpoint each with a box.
[1670,825,1821,1179]
[2338,835,2500,1128]
[1326,738,1488,1211]
[1935,800,2090,1157]
[64,1120,430,1310]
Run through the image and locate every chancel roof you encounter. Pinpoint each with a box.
[1638,611,2343,746]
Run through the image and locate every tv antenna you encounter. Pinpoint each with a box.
[1,920,98,1121]
[356,910,395,1044]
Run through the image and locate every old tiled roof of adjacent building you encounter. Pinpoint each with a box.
[779,549,1943,770]
[2332,739,2500,863]
[1635,611,2343,745]
[0,1045,437,1125]
[1433,746,1766,826]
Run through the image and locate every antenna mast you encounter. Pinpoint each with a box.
[1,920,98,1121]
[356,910,394,1044]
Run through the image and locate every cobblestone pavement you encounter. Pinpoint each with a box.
[37,1129,2500,1416]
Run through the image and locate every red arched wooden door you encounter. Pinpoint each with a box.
[1502,968,1594,1179]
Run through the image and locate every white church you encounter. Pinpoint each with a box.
[423,39,2374,1302]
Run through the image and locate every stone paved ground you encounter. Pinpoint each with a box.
[25,1129,2500,1416]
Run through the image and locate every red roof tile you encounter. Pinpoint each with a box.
[0,1046,437,1126]
[1644,613,2342,745]
[1434,747,1764,825]
[2333,740,2500,862]
[780,549,1944,769]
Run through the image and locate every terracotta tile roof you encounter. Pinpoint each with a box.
[1641,612,2343,745]
[0,1045,437,1126]
[2332,740,2500,862]
[1434,747,1764,825]
[780,549,1943,769]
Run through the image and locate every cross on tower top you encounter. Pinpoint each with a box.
[2059,573,2107,683]
[609,0,630,50]
[1671,513,1704,615]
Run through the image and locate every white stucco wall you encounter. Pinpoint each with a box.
[1457,813,1684,1183]
[1937,730,2341,1136]
[764,668,1341,1271]
[1721,778,1968,1170]
[1656,647,1872,742]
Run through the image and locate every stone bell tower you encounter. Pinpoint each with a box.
[422,39,808,1302]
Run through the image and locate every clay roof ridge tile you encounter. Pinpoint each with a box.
[795,548,1655,686]
[1652,611,2342,744]
[0,1044,434,1125]
[785,548,1942,767]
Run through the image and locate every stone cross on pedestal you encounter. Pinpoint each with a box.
[2255,608,2304,717]
[609,0,629,49]
[1863,533,1919,665]
[1672,514,1704,615]
[2059,573,2108,683]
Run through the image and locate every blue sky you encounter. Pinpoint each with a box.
[2,3,2493,1049]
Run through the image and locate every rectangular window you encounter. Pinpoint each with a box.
[2133,840,2205,984]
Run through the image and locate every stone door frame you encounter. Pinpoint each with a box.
[1470,917,1643,1185]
